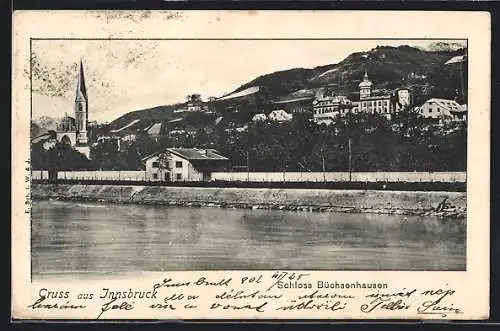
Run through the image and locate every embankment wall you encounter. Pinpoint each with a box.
[31,171,466,183]
[31,184,466,217]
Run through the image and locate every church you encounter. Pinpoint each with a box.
[55,60,90,158]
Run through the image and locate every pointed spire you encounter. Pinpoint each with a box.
[75,59,87,102]
[363,71,369,80]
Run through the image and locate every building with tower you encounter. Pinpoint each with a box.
[55,60,90,158]
[352,71,412,120]
[310,72,412,124]
[358,71,373,99]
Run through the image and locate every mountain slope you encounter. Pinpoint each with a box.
[231,67,320,102]
[224,45,466,105]
[107,103,183,132]
[107,44,467,130]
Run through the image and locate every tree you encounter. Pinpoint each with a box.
[155,152,171,181]
[187,94,202,103]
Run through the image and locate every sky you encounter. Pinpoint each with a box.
[31,39,466,123]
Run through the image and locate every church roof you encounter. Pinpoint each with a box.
[75,60,87,102]
[358,71,373,88]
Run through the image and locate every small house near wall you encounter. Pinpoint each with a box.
[142,148,230,181]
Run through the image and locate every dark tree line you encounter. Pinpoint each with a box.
[31,141,92,177]
[211,112,466,172]
[31,111,466,173]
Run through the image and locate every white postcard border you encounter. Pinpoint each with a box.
[12,10,491,320]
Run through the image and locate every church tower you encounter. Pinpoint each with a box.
[54,59,91,159]
[75,60,88,145]
[359,71,373,100]
[73,60,90,158]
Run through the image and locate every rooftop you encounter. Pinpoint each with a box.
[359,72,373,88]
[426,98,466,112]
[169,148,229,161]
[274,96,313,104]
[142,148,229,162]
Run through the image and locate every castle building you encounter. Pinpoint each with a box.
[352,72,412,119]
[312,89,354,125]
[55,60,90,158]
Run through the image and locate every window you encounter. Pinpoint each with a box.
[176,173,182,180]
[153,173,158,179]
[152,161,159,168]
[176,161,183,168]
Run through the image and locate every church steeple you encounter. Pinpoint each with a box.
[74,59,89,147]
[75,59,87,102]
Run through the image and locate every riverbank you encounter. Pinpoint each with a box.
[31,184,466,218]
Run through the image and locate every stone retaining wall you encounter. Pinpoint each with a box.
[31,184,466,218]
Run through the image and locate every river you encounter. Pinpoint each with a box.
[31,200,466,279]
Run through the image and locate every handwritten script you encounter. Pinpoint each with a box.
[26,272,463,319]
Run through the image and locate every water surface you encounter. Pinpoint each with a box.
[31,200,466,279]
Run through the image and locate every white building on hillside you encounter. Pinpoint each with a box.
[312,91,354,125]
[268,109,293,122]
[417,98,467,122]
[252,113,267,122]
[142,148,230,181]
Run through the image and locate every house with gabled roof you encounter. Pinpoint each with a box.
[141,148,230,181]
[417,98,467,122]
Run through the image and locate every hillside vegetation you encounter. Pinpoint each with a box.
[99,45,466,132]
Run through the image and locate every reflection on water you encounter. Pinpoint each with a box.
[31,200,466,278]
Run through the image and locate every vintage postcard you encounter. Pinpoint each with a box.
[12,10,490,320]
